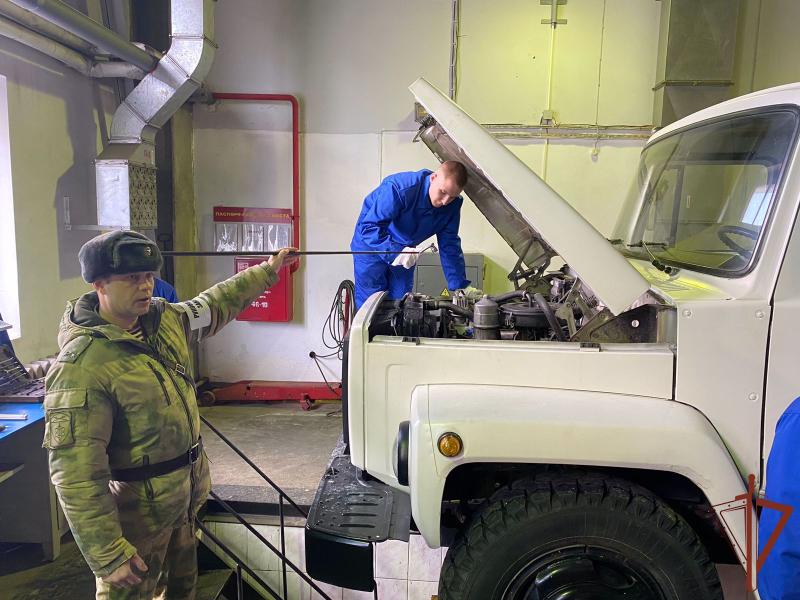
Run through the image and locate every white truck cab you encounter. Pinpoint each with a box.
[305,78,800,600]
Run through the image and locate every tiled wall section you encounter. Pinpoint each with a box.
[203,521,440,600]
[203,521,752,600]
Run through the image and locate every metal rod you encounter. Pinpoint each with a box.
[208,491,333,599]
[236,564,243,600]
[652,79,734,91]
[280,496,287,600]
[195,520,284,600]
[8,0,157,71]
[201,415,308,517]
[448,0,459,100]
[162,249,429,257]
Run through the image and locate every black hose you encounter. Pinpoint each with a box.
[437,301,474,320]
[491,290,528,304]
[533,293,566,341]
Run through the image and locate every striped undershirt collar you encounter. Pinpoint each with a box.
[127,320,145,342]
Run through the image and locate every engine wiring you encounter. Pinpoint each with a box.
[309,280,355,415]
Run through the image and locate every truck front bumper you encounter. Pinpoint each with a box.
[305,437,411,592]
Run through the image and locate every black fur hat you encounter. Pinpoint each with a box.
[79,230,162,283]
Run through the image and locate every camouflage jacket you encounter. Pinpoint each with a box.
[44,263,278,577]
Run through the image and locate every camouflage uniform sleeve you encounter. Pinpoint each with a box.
[175,262,279,342]
[44,371,137,577]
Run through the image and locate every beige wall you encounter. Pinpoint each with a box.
[0,9,116,363]
[734,0,800,94]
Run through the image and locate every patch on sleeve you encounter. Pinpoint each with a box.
[58,335,93,363]
[177,297,212,331]
[44,411,74,448]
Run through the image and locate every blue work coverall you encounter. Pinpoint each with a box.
[153,278,178,302]
[758,396,800,599]
[350,169,470,309]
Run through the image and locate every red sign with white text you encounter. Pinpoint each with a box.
[213,206,292,223]
[235,258,293,322]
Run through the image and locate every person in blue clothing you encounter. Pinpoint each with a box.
[758,396,800,599]
[351,161,472,309]
[153,277,178,302]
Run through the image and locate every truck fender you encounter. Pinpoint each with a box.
[408,383,751,568]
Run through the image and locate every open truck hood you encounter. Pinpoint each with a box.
[410,78,650,315]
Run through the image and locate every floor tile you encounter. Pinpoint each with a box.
[374,539,409,580]
[215,522,247,562]
[408,535,441,582]
[376,577,408,600]
[409,579,438,600]
[310,578,344,600]
[247,524,281,571]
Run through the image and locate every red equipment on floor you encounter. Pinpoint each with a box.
[202,381,341,411]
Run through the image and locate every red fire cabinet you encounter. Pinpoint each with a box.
[235,258,293,322]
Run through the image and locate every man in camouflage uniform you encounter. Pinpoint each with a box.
[44,230,296,599]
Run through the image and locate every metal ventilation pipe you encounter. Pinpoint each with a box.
[7,0,156,71]
[95,0,216,230]
[0,0,97,54]
[653,0,741,127]
[0,13,145,79]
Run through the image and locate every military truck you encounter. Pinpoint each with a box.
[305,78,800,599]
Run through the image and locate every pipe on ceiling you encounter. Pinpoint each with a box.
[107,0,216,146]
[0,0,96,54]
[7,0,156,71]
[95,0,217,230]
[0,13,143,78]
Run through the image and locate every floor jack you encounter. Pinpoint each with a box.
[199,380,341,411]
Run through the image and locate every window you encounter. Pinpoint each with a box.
[614,109,798,276]
[0,74,20,339]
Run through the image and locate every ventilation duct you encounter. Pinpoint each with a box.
[95,0,216,230]
[653,0,741,128]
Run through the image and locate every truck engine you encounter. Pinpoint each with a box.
[369,267,673,344]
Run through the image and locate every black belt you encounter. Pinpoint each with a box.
[111,438,203,482]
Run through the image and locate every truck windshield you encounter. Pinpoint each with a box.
[612,108,798,276]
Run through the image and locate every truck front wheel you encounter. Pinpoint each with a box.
[439,474,723,600]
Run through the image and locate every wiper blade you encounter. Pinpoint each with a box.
[626,240,668,248]
[635,240,674,274]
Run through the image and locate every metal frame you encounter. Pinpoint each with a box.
[200,415,333,600]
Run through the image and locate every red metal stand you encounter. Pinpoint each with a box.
[203,381,341,411]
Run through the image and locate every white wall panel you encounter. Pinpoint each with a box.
[195,131,380,382]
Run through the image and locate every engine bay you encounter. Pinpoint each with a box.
[368,267,674,344]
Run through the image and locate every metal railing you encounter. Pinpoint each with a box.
[199,415,332,600]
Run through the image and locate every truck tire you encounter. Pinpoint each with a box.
[439,474,723,600]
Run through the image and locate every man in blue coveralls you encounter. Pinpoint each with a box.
[351,161,472,309]
[758,396,800,599]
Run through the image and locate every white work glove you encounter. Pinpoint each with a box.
[455,285,483,300]
[464,285,482,296]
[392,246,420,269]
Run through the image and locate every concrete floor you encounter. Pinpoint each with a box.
[201,401,343,507]
[0,537,95,599]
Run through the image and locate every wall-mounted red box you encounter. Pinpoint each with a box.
[235,258,293,322]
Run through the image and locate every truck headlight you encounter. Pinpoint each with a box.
[392,421,410,486]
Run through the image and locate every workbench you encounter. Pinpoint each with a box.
[0,403,68,560]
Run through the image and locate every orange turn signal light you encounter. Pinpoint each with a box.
[437,433,463,458]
